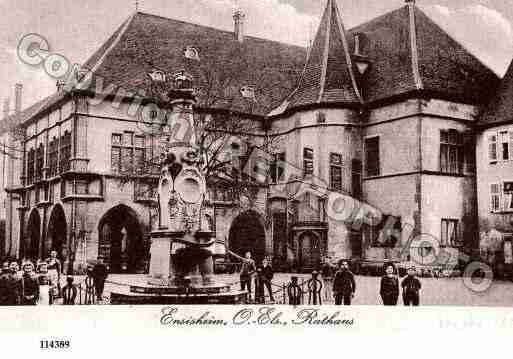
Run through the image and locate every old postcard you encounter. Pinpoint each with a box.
[0,0,512,355]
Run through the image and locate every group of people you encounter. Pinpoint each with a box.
[0,250,62,306]
[0,251,109,306]
[323,260,422,306]
[239,252,275,303]
[239,253,422,306]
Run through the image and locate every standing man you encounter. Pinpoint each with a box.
[240,251,256,302]
[261,258,275,303]
[380,263,400,306]
[0,261,19,305]
[401,266,422,306]
[333,260,356,305]
[92,258,109,302]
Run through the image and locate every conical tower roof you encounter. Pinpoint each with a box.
[282,0,363,112]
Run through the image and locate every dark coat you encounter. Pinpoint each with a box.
[380,275,399,299]
[92,263,108,280]
[262,265,274,281]
[21,274,39,305]
[401,276,421,295]
[333,269,356,294]
[0,272,19,305]
[321,263,334,278]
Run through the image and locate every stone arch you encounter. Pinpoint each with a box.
[25,209,41,261]
[46,204,67,262]
[228,210,266,265]
[97,204,147,273]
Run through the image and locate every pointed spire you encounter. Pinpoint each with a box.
[283,0,362,112]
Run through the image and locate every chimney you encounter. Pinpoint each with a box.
[2,98,10,120]
[233,10,245,43]
[14,83,22,114]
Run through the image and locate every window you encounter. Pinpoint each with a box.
[316,112,326,124]
[184,46,200,61]
[36,144,44,181]
[491,183,501,212]
[488,131,513,163]
[500,131,511,161]
[365,136,380,177]
[48,137,58,177]
[111,132,146,174]
[134,135,146,174]
[59,130,71,172]
[440,129,463,174]
[111,134,122,173]
[240,86,256,99]
[303,148,314,176]
[490,182,513,213]
[351,159,362,198]
[504,182,513,212]
[489,134,497,162]
[441,219,459,247]
[148,70,166,82]
[26,148,35,184]
[318,198,326,222]
[329,153,343,192]
[270,152,286,183]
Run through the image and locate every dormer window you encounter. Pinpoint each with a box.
[172,70,193,89]
[184,46,200,61]
[148,70,166,82]
[353,32,371,75]
[240,85,256,99]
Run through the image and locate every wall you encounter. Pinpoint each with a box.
[476,124,513,262]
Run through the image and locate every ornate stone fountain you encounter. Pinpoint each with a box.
[110,72,246,304]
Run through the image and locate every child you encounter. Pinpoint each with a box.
[401,266,422,306]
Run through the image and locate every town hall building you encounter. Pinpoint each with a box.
[1,0,512,275]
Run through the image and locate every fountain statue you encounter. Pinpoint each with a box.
[110,71,246,304]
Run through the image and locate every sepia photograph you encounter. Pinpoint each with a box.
[1,0,513,319]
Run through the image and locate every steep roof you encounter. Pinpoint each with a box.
[280,0,362,113]
[82,11,307,116]
[8,1,502,127]
[0,92,67,134]
[345,4,499,107]
[480,59,513,126]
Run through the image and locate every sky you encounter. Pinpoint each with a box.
[1,0,513,113]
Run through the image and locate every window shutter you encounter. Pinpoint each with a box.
[489,134,497,162]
